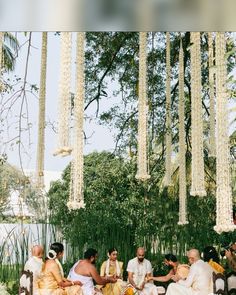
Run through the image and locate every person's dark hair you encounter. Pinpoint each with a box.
[108,248,118,255]
[203,246,219,263]
[165,254,177,262]
[47,242,64,259]
[84,248,98,259]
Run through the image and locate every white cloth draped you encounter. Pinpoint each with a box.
[126,257,158,295]
[166,260,213,295]
[24,256,44,295]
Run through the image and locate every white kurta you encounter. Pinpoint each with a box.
[126,257,158,295]
[166,259,213,295]
[24,256,44,295]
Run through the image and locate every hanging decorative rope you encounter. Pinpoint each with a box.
[0,32,3,91]
[67,32,85,210]
[164,32,172,187]
[135,32,150,181]
[54,32,72,157]
[190,32,206,197]
[214,32,235,233]
[35,32,47,189]
[208,33,216,157]
[178,39,188,225]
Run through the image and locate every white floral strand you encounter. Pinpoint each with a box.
[190,32,206,197]
[214,32,235,233]
[35,32,47,189]
[178,40,188,225]
[164,32,172,186]
[67,32,85,210]
[208,33,216,157]
[54,33,72,157]
[0,32,4,91]
[136,32,150,181]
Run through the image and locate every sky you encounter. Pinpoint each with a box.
[1,32,236,174]
[3,32,117,172]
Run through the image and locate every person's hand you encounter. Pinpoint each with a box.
[74,280,83,286]
[108,276,117,283]
[171,275,179,282]
[146,276,153,282]
[139,282,145,290]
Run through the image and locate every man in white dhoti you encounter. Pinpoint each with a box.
[126,247,158,295]
[166,249,213,295]
[68,248,117,295]
[24,245,44,295]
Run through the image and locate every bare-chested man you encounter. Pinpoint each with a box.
[68,248,117,295]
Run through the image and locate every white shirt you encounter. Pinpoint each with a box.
[24,256,43,294]
[178,259,213,295]
[127,257,152,288]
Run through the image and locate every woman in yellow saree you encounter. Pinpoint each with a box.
[99,248,124,295]
[38,242,83,295]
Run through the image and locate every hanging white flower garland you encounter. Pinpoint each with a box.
[136,32,150,181]
[208,33,216,157]
[214,32,235,233]
[67,32,85,210]
[0,32,3,91]
[164,32,172,187]
[190,32,206,197]
[54,33,72,157]
[178,39,188,225]
[35,32,47,189]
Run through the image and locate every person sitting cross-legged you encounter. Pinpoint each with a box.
[126,247,158,295]
[38,242,82,295]
[147,254,190,284]
[99,247,124,295]
[68,248,117,295]
[166,249,213,295]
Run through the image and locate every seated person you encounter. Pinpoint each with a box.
[203,246,225,273]
[226,242,236,272]
[147,254,190,283]
[24,245,44,295]
[99,247,124,295]
[126,247,158,295]
[38,242,82,295]
[166,249,212,295]
[68,248,117,295]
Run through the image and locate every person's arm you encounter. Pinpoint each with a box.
[50,261,82,288]
[149,270,173,282]
[90,265,117,285]
[128,272,139,289]
[119,262,123,279]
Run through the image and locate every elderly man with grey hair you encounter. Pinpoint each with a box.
[24,245,44,295]
[166,249,213,295]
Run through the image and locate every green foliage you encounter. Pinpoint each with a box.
[48,152,236,270]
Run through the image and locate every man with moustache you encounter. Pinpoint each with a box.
[126,247,158,295]
[68,248,117,295]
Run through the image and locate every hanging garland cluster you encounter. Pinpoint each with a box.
[178,39,188,225]
[208,33,216,158]
[214,32,235,233]
[35,32,47,189]
[164,32,172,187]
[67,32,85,210]
[54,33,72,157]
[190,32,206,197]
[135,32,150,181]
